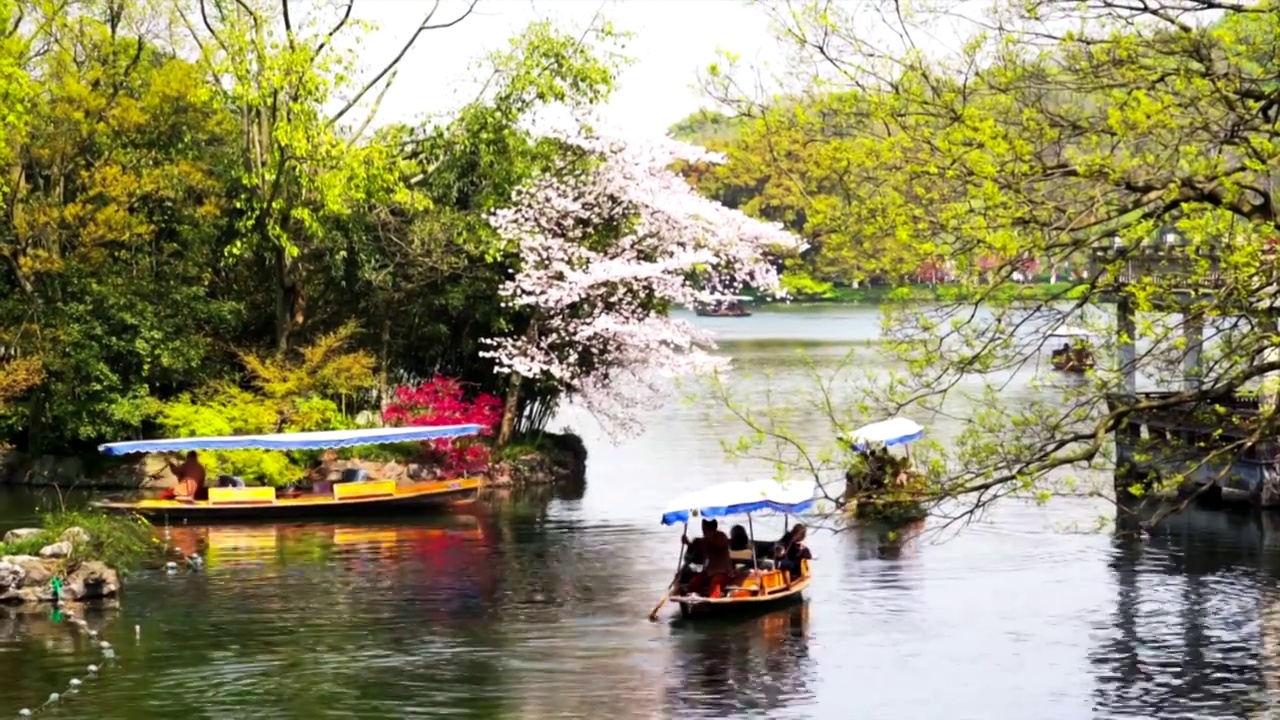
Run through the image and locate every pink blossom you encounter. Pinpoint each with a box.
[483,113,804,435]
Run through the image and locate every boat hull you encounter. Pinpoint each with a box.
[669,573,811,620]
[1051,352,1095,373]
[91,478,481,522]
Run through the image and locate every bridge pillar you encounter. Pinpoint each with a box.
[1117,295,1136,395]
[1182,312,1203,392]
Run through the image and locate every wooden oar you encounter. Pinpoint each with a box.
[647,588,673,622]
[649,521,688,621]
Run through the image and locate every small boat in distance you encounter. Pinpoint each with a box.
[92,425,485,521]
[1048,324,1096,373]
[650,480,817,620]
[694,295,754,317]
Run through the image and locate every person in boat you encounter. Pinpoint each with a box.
[684,518,734,597]
[729,524,763,571]
[678,532,708,586]
[776,523,813,581]
[159,451,206,501]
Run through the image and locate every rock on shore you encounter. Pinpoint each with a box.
[0,526,120,604]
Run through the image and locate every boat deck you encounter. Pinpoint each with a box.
[94,477,482,520]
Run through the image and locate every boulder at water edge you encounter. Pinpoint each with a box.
[59,527,90,545]
[0,523,121,604]
[0,556,119,604]
[37,541,71,559]
[2,528,42,544]
[60,562,119,602]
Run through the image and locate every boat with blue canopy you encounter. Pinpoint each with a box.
[92,424,486,521]
[1047,324,1095,373]
[841,417,929,521]
[842,417,924,451]
[97,425,482,455]
[651,480,817,620]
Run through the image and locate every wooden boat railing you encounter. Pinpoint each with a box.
[674,558,811,605]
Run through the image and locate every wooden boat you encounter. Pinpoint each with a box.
[92,425,485,521]
[1048,324,1095,373]
[673,559,811,619]
[694,295,753,317]
[652,479,817,620]
[841,417,929,521]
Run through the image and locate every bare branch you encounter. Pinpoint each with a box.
[327,0,480,128]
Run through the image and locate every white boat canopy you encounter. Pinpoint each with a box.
[843,417,925,451]
[98,424,485,456]
[1047,324,1092,339]
[660,480,817,526]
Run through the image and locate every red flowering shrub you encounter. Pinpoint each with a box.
[383,377,503,477]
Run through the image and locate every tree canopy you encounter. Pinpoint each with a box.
[0,0,627,453]
[702,0,1280,528]
[0,0,790,461]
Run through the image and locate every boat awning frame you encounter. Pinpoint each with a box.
[98,424,485,456]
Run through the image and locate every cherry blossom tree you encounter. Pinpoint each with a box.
[484,115,803,442]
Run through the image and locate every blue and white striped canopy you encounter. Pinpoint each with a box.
[98,425,485,456]
[843,417,924,452]
[660,480,817,526]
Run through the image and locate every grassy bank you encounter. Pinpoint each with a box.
[757,281,1087,305]
[0,510,160,573]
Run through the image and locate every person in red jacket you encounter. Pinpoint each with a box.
[158,451,206,500]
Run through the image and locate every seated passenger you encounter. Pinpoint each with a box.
[679,535,707,585]
[728,524,758,569]
[777,523,813,581]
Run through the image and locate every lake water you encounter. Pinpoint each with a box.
[3,305,1280,719]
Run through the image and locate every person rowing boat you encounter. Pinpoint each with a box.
[155,451,206,501]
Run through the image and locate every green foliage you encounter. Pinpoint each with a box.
[669,109,747,145]
[155,325,373,486]
[0,356,42,408]
[779,270,837,301]
[0,0,628,454]
[0,510,160,574]
[694,0,1280,526]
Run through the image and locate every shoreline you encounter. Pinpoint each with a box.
[0,431,589,492]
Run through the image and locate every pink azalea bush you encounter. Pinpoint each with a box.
[383,377,502,477]
[483,114,803,434]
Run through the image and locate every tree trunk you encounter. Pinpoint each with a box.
[379,316,391,415]
[497,373,522,448]
[274,243,293,355]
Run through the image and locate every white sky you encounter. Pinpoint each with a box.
[340,0,784,136]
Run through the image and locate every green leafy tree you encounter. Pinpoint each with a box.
[0,0,242,452]
[175,0,479,353]
[335,19,627,431]
[156,323,376,485]
[703,0,1280,529]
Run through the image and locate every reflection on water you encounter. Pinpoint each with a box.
[3,497,1280,718]
[1087,506,1280,720]
[666,604,813,717]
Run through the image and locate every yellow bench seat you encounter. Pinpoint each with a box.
[333,478,397,501]
[207,486,277,505]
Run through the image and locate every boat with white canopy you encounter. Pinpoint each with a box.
[650,480,817,620]
[843,417,925,451]
[694,295,754,317]
[1047,324,1095,372]
[92,424,486,521]
[841,417,929,520]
